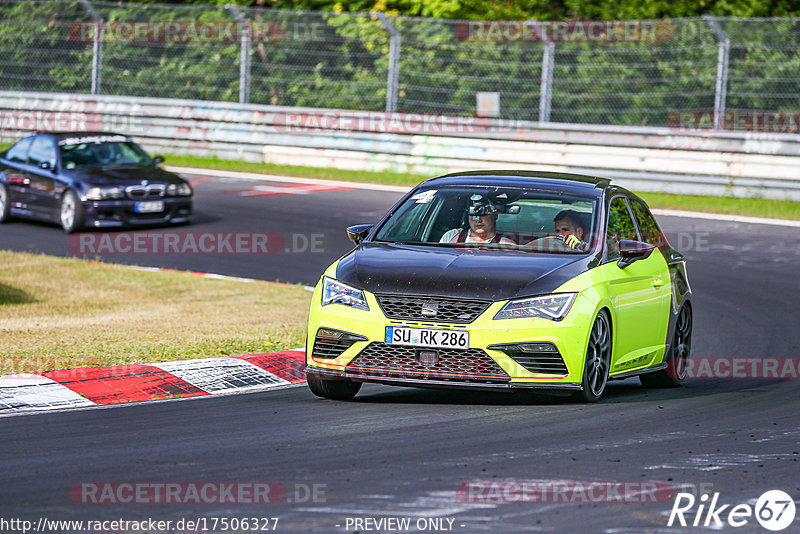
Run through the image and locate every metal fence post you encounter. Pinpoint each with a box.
[375,12,400,113]
[226,4,251,104]
[78,0,102,95]
[704,15,730,130]
[539,41,555,123]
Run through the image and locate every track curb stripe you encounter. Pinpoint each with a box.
[42,364,210,404]
[0,375,95,413]
[165,165,411,193]
[232,351,308,383]
[0,350,307,416]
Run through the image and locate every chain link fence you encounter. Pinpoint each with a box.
[1,0,799,128]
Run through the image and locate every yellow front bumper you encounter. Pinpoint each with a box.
[305,282,596,390]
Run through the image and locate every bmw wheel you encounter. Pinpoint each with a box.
[0,182,9,223]
[576,310,612,402]
[60,190,84,233]
[641,305,692,388]
[307,374,362,400]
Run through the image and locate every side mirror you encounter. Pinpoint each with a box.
[617,239,655,268]
[153,156,165,164]
[347,224,374,245]
[39,161,53,171]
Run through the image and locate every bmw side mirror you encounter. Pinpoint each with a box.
[153,156,165,164]
[347,224,374,245]
[618,239,655,268]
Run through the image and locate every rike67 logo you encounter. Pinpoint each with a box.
[668,490,796,531]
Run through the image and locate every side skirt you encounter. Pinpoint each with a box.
[609,362,668,380]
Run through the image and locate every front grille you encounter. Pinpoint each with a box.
[346,343,509,380]
[375,294,491,324]
[126,184,165,200]
[312,338,357,359]
[506,354,568,375]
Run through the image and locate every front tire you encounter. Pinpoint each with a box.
[575,310,612,402]
[307,374,362,400]
[60,190,84,233]
[640,304,692,388]
[0,182,10,223]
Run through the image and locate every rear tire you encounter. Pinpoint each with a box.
[60,190,84,233]
[574,310,612,402]
[640,304,692,388]
[0,182,10,223]
[307,374,362,400]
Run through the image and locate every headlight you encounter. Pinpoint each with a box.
[84,186,125,200]
[321,277,369,311]
[493,293,577,321]
[166,183,192,196]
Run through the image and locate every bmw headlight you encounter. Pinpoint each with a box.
[321,277,369,311]
[167,183,192,196]
[494,293,577,321]
[85,186,125,200]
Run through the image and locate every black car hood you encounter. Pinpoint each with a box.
[78,165,182,186]
[335,242,594,301]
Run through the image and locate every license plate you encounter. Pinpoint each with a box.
[135,201,164,213]
[385,326,468,349]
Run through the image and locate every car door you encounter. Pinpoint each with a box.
[26,135,63,221]
[603,196,671,372]
[2,136,34,210]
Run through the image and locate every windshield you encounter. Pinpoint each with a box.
[374,186,598,253]
[58,138,153,169]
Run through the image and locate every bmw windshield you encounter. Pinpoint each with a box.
[57,135,154,169]
[374,186,599,253]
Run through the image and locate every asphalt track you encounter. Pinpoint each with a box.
[0,171,398,285]
[1,172,800,533]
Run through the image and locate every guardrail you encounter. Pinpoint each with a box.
[2,91,800,200]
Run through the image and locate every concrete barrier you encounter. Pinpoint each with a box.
[2,91,799,200]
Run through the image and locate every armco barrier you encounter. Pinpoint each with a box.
[2,91,800,200]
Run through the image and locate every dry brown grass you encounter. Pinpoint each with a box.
[0,251,311,373]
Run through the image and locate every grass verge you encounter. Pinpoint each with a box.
[0,251,311,374]
[166,154,800,220]
[167,154,427,187]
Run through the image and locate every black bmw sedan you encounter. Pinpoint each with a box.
[0,132,192,232]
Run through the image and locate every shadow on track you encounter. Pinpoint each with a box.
[336,376,788,406]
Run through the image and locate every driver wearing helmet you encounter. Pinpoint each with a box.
[440,194,516,245]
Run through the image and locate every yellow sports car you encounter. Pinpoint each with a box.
[305,171,692,402]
